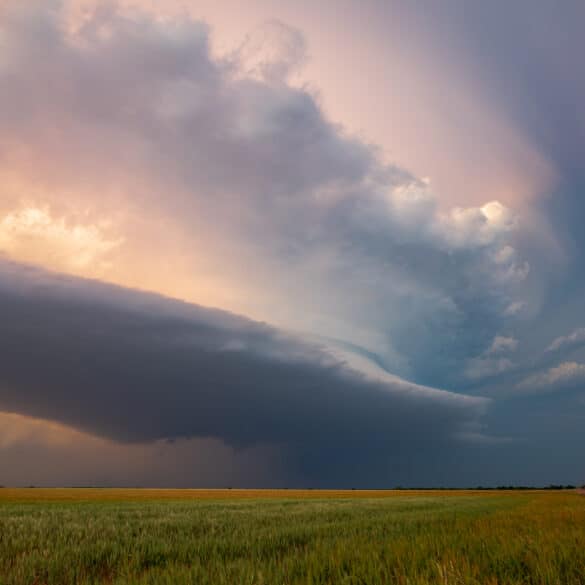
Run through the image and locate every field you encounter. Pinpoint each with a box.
[1,489,584,584]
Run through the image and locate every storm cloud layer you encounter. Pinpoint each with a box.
[0,260,487,484]
[1,1,585,486]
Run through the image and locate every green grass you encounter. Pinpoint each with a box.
[0,491,584,584]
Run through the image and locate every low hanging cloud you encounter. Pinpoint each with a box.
[0,412,287,488]
[0,259,488,480]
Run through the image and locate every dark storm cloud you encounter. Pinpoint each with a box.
[0,411,288,488]
[0,260,487,466]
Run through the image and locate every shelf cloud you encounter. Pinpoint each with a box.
[0,260,487,484]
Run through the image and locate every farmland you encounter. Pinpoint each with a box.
[0,489,584,584]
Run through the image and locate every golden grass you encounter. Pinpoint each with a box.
[0,487,534,503]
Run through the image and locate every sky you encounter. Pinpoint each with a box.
[0,0,584,487]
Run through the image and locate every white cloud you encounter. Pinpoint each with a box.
[0,206,122,274]
[438,201,517,249]
[463,335,518,380]
[233,20,308,84]
[546,328,585,353]
[464,357,514,381]
[516,362,585,395]
[486,335,519,355]
[503,301,525,316]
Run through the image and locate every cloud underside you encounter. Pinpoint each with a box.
[0,260,486,471]
[0,411,286,488]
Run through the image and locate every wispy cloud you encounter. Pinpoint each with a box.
[486,336,519,356]
[516,362,585,395]
[546,328,585,354]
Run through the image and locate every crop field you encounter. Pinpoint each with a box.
[0,489,584,584]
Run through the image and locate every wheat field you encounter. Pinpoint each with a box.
[0,489,584,584]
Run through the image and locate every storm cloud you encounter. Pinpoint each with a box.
[1,1,585,486]
[0,260,487,483]
[0,1,530,391]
